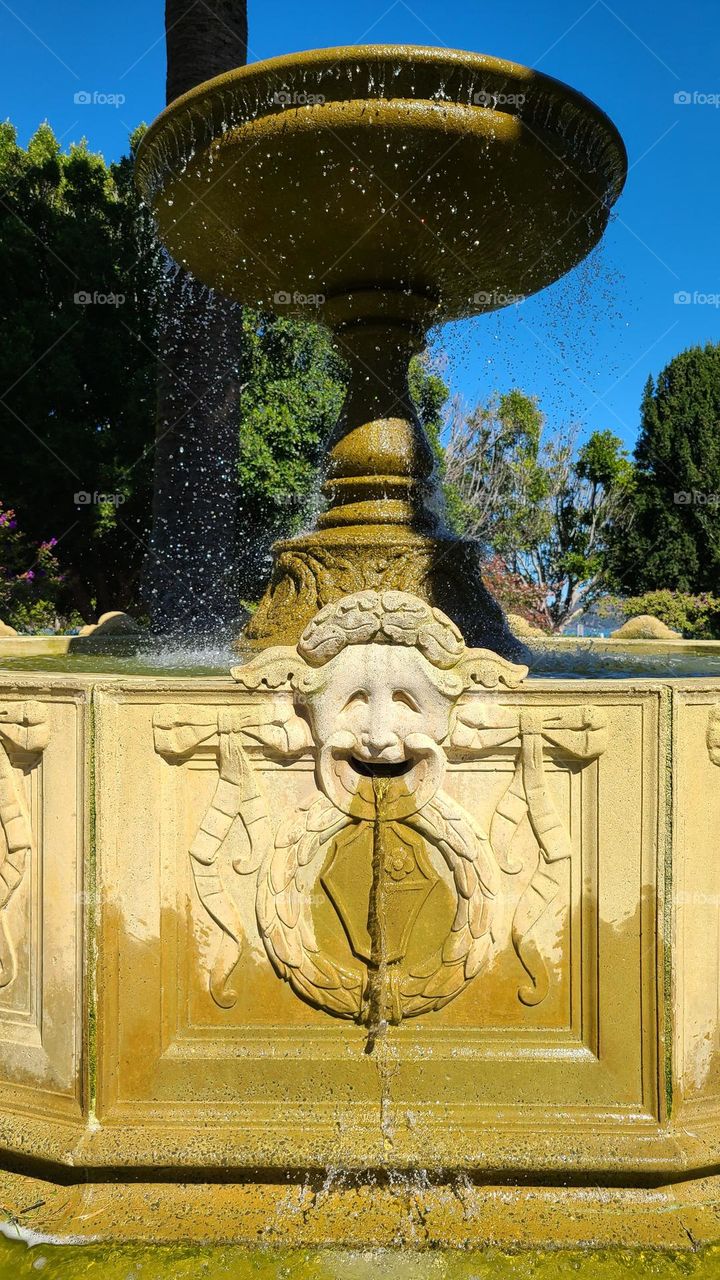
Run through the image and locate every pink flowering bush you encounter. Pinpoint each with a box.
[483,555,551,631]
[0,502,64,631]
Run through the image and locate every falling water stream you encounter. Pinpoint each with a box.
[363,777,402,1156]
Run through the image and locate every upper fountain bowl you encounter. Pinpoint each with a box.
[136,45,627,327]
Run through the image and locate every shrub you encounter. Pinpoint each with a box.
[483,555,551,632]
[610,590,720,639]
[0,502,64,631]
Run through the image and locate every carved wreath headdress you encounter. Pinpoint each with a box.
[234,589,528,696]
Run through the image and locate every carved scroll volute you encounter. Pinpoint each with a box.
[0,701,49,991]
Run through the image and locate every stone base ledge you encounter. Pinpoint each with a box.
[1,1169,720,1249]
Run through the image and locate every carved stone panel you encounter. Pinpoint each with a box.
[0,683,86,1150]
[92,595,663,1174]
[674,693,720,1119]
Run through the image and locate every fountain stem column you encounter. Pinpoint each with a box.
[243,289,521,659]
[320,311,436,533]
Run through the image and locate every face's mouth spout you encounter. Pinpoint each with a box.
[349,756,414,779]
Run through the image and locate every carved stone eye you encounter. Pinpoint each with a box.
[342,690,369,712]
[392,690,420,713]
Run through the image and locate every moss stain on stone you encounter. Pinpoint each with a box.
[0,1240,719,1279]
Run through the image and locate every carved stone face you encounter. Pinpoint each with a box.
[301,643,453,820]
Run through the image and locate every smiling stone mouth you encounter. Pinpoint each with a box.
[349,757,414,778]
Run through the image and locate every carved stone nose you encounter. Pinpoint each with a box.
[362,728,397,756]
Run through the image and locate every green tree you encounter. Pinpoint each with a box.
[445,391,632,630]
[0,121,449,626]
[235,314,345,597]
[0,122,161,618]
[607,344,720,594]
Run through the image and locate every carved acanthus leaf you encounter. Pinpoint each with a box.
[458,649,528,690]
[231,646,305,692]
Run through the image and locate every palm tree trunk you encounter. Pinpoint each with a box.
[144,0,248,636]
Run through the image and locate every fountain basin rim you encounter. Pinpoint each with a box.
[136,42,627,209]
[137,42,626,169]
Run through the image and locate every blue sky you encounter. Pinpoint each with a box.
[1,0,718,451]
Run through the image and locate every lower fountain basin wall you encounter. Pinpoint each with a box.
[0,672,719,1181]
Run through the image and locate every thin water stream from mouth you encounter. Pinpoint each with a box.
[364,776,401,1153]
[364,776,390,1054]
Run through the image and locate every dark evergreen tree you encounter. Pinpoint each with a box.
[608,344,720,594]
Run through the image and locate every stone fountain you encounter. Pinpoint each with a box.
[1,45,720,1257]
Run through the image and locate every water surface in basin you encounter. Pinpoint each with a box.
[2,641,720,680]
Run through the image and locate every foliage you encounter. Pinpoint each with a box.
[235,314,345,594]
[604,590,720,640]
[0,122,162,620]
[481,555,550,631]
[0,123,451,624]
[0,502,64,630]
[409,354,450,458]
[444,391,633,630]
[606,344,720,595]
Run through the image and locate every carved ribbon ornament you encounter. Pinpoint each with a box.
[452,701,607,1005]
[0,701,49,991]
